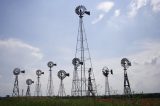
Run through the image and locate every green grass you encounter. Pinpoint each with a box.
[0,97,97,106]
[0,97,160,106]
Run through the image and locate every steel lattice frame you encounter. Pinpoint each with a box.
[12,75,19,97]
[26,85,31,96]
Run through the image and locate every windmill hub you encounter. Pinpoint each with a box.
[13,68,21,75]
[26,79,34,85]
[121,58,131,69]
[102,66,113,77]
[75,5,90,17]
[75,5,86,15]
[47,61,56,69]
[36,70,44,76]
[58,70,69,80]
[72,58,81,67]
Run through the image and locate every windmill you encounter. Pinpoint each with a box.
[121,58,132,96]
[102,66,113,96]
[58,70,69,97]
[47,61,56,96]
[71,57,81,96]
[26,79,34,96]
[71,5,97,96]
[35,69,44,96]
[12,68,25,97]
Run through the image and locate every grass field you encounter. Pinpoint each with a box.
[0,97,160,106]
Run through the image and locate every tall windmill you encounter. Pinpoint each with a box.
[47,61,56,96]
[12,68,25,97]
[102,66,113,96]
[71,5,97,96]
[121,58,132,96]
[58,70,69,97]
[35,69,44,96]
[26,79,34,96]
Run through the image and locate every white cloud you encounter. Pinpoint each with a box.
[92,14,104,24]
[114,9,120,17]
[106,15,128,30]
[97,1,114,13]
[151,0,160,12]
[0,37,43,56]
[129,40,160,65]
[0,38,43,60]
[128,0,160,17]
[128,41,160,93]
[128,0,148,17]
[0,38,44,96]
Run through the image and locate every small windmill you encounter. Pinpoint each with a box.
[47,61,56,96]
[12,68,25,97]
[102,66,113,96]
[35,70,44,96]
[26,79,34,96]
[121,58,132,95]
[57,70,69,97]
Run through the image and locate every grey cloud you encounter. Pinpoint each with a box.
[144,56,160,65]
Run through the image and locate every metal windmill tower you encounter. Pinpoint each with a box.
[71,58,81,96]
[87,68,96,96]
[71,5,97,96]
[12,68,25,97]
[121,58,132,95]
[47,61,56,96]
[58,70,69,97]
[26,79,34,96]
[35,69,44,96]
[102,66,113,96]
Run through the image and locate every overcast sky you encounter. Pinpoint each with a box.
[0,0,160,97]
